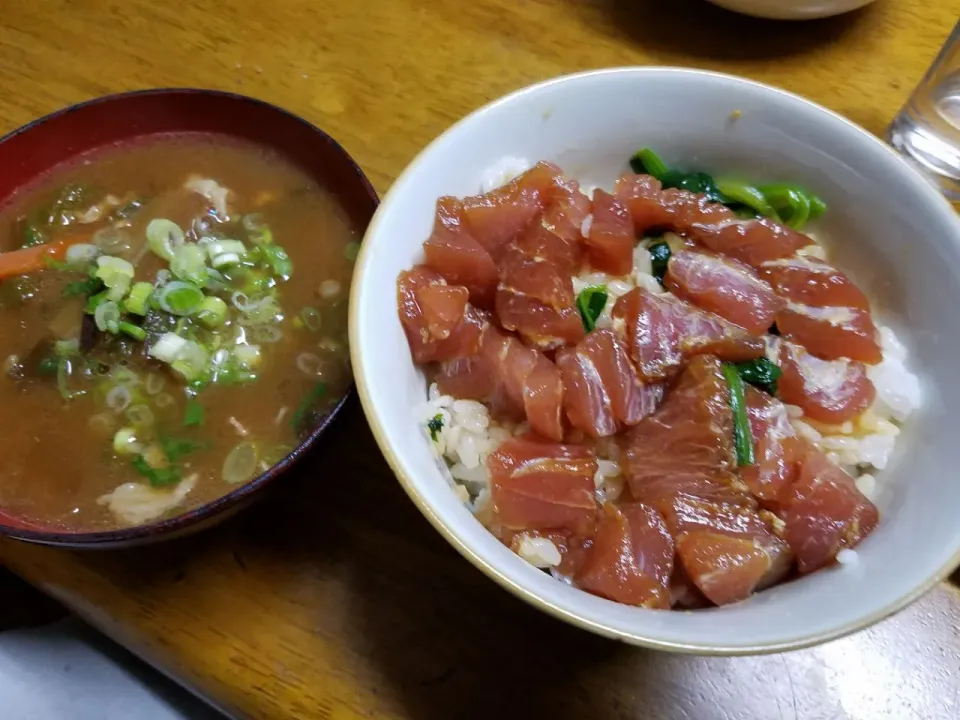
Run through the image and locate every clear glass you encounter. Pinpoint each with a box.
[888,21,960,199]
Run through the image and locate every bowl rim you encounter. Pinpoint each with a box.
[0,87,377,546]
[350,66,960,654]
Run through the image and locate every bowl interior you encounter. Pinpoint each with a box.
[0,89,378,546]
[352,68,960,652]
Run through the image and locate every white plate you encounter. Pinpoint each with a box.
[706,0,876,20]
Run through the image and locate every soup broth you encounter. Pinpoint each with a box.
[0,134,358,530]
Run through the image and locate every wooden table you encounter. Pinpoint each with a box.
[2,1,959,718]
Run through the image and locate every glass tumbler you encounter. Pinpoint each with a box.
[889,20,960,199]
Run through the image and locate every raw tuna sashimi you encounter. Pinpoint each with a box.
[659,493,793,605]
[583,189,635,276]
[621,355,749,506]
[488,437,598,535]
[576,503,674,608]
[742,386,804,507]
[458,161,587,259]
[614,174,809,266]
[436,325,565,441]
[496,236,586,351]
[758,255,871,310]
[513,220,583,277]
[777,340,876,424]
[611,288,765,381]
[620,355,795,605]
[540,171,592,243]
[664,250,783,335]
[555,328,663,438]
[397,265,485,363]
[423,196,500,308]
[776,301,882,364]
[779,443,879,573]
[458,173,542,258]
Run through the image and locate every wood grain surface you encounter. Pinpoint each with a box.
[1,1,960,718]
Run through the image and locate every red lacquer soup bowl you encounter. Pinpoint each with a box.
[0,89,377,548]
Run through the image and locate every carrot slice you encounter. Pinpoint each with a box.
[0,232,94,279]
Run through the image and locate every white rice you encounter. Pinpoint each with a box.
[835,548,860,565]
[417,170,922,536]
[478,156,532,194]
[791,323,921,490]
[514,534,562,568]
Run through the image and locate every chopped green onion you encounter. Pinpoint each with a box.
[54,339,79,357]
[113,427,142,456]
[94,300,122,334]
[171,342,208,381]
[244,217,274,247]
[648,241,672,284]
[85,290,109,314]
[261,244,293,279]
[344,242,361,262]
[95,256,135,302]
[759,185,812,230]
[124,282,154,316]
[160,435,206,462]
[62,276,104,298]
[722,362,755,467]
[232,293,281,325]
[118,321,147,342]
[714,179,780,221]
[222,442,259,484]
[131,454,181,487]
[148,332,208,381]
[735,358,782,396]
[65,243,100,267]
[156,281,204,316]
[205,239,247,269]
[56,356,86,400]
[427,413,444,442]
[234,344,262,369]
[196,296,228,328]
[204,268,230,293]
[146,218,185,261]
[226,267,274,295]
[576,285,607,332]
[95,255,134,287]
[300,307,322,332]
[183,399,205,427]
[20,221,45,248]
[291,382,328,431]
[630,148,670,178]
[41,255,71,272]
[147,333,187,363]
[37,356,58,376]
[171,244,209,286]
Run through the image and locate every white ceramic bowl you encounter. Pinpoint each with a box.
[350,68,960,654]
[705,0,876,20]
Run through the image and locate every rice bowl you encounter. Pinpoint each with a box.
[351,68,960,652]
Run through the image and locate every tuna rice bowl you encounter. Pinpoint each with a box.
[396,148,921,610]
